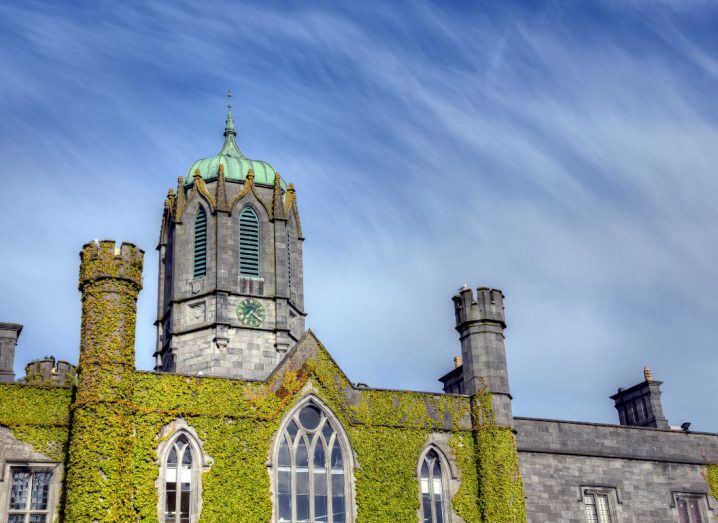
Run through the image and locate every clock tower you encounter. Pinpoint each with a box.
[155,97,306,379]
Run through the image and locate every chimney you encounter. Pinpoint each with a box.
[610,367,669,429]
[0,323,23,382]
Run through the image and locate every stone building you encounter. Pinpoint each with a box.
[0,104,715,523]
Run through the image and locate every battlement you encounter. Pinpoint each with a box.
[452,286,505,328]
[23,356,77,387]
[79,240,144,291]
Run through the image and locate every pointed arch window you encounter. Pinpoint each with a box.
[420,449,448,523]
[193,207,207,278]
[286,227,293,293]
[163,434,197,523]
[239,207,260,276]
[275,399,352,523]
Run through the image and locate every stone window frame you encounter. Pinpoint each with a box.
[417,445,453,523]
[671,492,712,523]
[1,461,61,523]
[268,395,356,523]
[156,420,212,523]
[579,485,620,523]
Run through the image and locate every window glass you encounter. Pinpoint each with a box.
[677,496,705,523]
[8,469,52,523]
[420,449,446,523]
[164,434,197,523]
[583,491,612,523]
[275,400,350,522]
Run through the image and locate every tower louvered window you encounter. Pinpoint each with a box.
[193,208,207,278]
[286,228,292,292]
[239,207,260,276]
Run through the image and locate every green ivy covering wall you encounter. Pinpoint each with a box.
[706,464,718,505]
[0,383,71,462]
[471,389,526,523]
[0,337,530,522]
[128,343,493,523]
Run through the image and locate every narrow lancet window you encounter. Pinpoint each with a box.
[164,434,195,523]
[239,207,260,276]
[275,400,351,523]
[420,449,446,523]
[193,207,207,278]
[286,228,292,293]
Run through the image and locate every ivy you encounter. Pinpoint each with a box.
[0,241,527,521]
[471,388,527,523]
[706,464,718,503]
[0,384,71,462]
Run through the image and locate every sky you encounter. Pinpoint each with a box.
[1,0,717,431]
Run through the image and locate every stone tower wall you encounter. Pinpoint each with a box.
[156,175,305,379]
[453,286,513,427]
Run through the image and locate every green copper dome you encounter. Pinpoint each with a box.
[186,104,286,188]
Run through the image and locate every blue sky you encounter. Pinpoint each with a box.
[1,0,717,431]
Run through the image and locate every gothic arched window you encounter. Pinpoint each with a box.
[162,434,197,523]
[193,207,207,278]
[274,398,353,523]
[419,448,448,523]
[239,207,260,276]
[286,227,293,293]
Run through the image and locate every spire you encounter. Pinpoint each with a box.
[224,88,236,137]
[215,163,229,212]
[272,173,287,220]
[175,176,186,221]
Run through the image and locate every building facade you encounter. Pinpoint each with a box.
[0,107,715,523]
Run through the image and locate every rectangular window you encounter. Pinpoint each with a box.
[582,488,616,523]
[676,495,706,523]
[7,468,53,523]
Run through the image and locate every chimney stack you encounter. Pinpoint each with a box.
[0,323,22,383]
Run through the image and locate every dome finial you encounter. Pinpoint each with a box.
[224,88,236,136]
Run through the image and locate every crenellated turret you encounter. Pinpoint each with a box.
[65,240,143,522]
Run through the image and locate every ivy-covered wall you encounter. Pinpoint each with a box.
[707,464,718,505]
[0,340,529,522]
[0,383,71,462]
[0,240,528,522]
[128,340,497,523]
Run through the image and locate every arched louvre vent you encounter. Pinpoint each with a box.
[239,207,260,276]
[193,207,207,278]
[286,228,292,292]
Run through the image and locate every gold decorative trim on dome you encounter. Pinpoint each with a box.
[272,173,287,221]
[215,164,229,212]
[175,176,187,222]
[190,169,217,212]
[230,169,272,217]
[284,183,303,239]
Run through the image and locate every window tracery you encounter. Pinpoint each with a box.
[275,399,352,522]
[419,448,448,523]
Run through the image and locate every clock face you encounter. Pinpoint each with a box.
[237,298,265,327]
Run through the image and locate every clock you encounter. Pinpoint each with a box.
[237,298,265,327]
